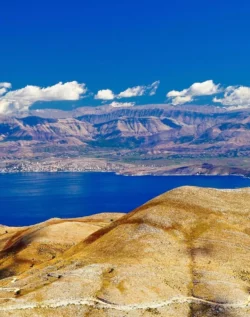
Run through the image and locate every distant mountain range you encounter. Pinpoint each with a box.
[1,104,250,175]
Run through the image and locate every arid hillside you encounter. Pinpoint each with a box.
[0,187,250,316]
[0,213,124,280]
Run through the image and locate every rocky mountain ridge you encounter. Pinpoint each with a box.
[1,104,250,174]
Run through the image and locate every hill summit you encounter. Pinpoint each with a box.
[1,186,250,316]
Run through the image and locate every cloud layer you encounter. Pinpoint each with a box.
[0,80,159,114]
[95,81,160,101]
[167,80,221,105]
[0,81,87,114]
[3,78,250,114]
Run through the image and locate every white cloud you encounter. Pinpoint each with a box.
[109,101,135,108]
[167,80,221,105]
[118,86,145,98]
[0,88,7,96]
[95,81,160,101]
[169,95,193,105]
[149,81,160,96]
[213,86,250,109]
[0,82,12,89]
[0,82,12,96]
[0,81,87,114]
[94,89,115,100]
[118,80,160,98]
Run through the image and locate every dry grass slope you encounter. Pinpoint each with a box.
[0,186,250,316]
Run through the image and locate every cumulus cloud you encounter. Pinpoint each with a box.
[213,86,250,109]
[0,81,87,114]
[118,81,160,98]
[0,82,12,96]
[95,81,160,101]
[109,101,135,108]
[94,89,115,100]
[167,80,221,105]
[0,82,12,89]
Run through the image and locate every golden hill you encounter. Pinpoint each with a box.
[0,213,124,280]
[0,186,250,316]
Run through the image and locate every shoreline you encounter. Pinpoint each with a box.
[1,174,250,227]
[2,157,249,178]
[0,170,248,178]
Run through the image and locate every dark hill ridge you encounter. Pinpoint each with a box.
[0,186,250,316]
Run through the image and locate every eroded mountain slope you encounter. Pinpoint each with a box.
[2,105,250,161]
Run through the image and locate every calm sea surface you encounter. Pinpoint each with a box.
[0,173,250,226]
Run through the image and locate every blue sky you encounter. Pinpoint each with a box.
[1,0,250,111]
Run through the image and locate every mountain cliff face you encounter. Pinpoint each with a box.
[1,104,250,173]
[0,186,250,316]
[0,116,94,142]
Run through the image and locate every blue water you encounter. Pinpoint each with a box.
[0,173,250,226]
